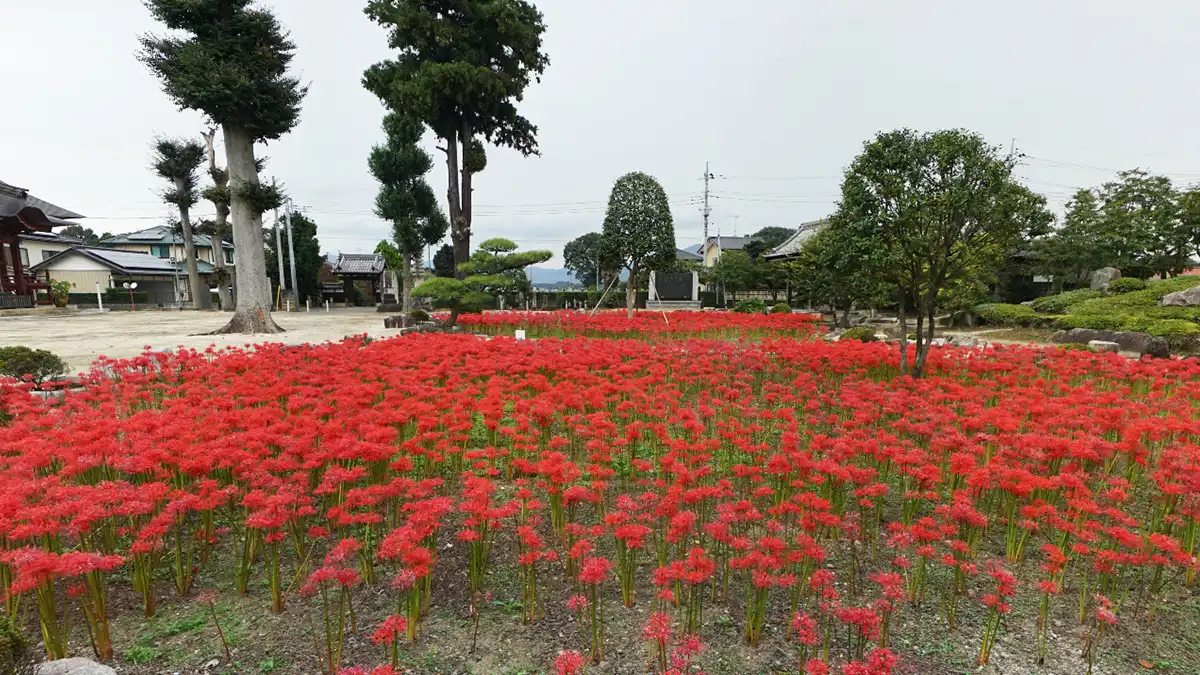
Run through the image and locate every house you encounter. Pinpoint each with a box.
[698,236,759,268]
[103,225,234,267]
[763,218,829,262]
[31,246,215,306]
[675,248,704,263]
[19,231,83,267]
[0,179,85,308]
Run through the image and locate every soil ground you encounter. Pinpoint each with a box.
[0,307,391,372]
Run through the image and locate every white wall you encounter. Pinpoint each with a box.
[43,253,112,272]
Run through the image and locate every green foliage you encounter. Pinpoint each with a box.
[733,298,767,314]
[1106,277,1147,294]
[363,0,549,264]
[1033,170,1199,282]
[125,644,160,665]
[139,0,307,142]
[369,113,448,260]
[413,241,550,325]
[58,224,102,246]
[838,128,1053,376]
[151,137,206,209]
[1031,289,1103,314]
[751,226,795,250]
[0,614,25,675]
[432,244,456,278]
[602,172,676,277]
[974,303,1038,327]
[840,326,878,342]
[1054,314,1130,331]
[771,302,792,314]
[408,309,431,323]
[563,232,617,287]
[787,216,892,324]
[0,346,68,385]
[264,212,323,302]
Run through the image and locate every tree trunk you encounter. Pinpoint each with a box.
[913,311,925,379]
[626,261,637,318]
[913,305,937,377]
[897,289,909,376]
[444,134,469,277]
[400,248,413,314]
[203,128,234,312]
[174,179,209,310]
[210,124,282,334]
[840,305,852,329]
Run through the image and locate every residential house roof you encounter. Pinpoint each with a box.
[332,253,386,276]
[702,235,758,252]
[104,225,233,250]
[19,231,83,244]
[675,248,704,261]
[31,246,215,276]
[0,179,84,230]
[764,218,830,260]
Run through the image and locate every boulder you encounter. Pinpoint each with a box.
[36,659,118,675]
[383,315,433,329]
[1087,340,1121,353]
[1050,328,1170,358]
[1161,285,1200,307]
[1089,267,1122,291]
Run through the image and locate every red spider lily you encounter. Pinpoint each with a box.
[554,649,586,675]
[372,615,408,668]
[0,315,1199,675]
[578,556,612,663]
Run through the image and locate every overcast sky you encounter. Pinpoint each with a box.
[6,1,1200,266]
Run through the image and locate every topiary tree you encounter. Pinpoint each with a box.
[140,0,306,333]
[151,137,210,309]
[432,244,456,279]
[363,0,550,274]
[601,172,676,317]
[369,113,448,313]
[0,347,68,385]
[412,238,551,327]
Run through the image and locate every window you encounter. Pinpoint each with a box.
[19,248,29,268]
[42,250,59,261]
[224,249,234,264]
[151,245,170,258]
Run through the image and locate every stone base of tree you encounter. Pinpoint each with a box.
[206,309,285,335]
[382,316,463,337]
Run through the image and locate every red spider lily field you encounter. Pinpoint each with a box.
[1,312,1199,675]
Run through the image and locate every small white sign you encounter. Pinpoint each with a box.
[515,329,526,341]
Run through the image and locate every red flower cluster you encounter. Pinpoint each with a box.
[0,317,1197,673]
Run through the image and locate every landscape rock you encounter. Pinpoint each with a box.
[1087,340,1121,353]
[384,315,443,331]
[1051,328,1170,358]
[35,658,118,675]
[1089,266,1122,291]
[1160,284,1200,307]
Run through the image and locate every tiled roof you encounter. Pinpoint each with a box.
[0,180,84,225]
[30,246,215,275]
[104,225,233,250]
[764,218,829,260]
[333,253,386,276]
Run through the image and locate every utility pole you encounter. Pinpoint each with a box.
[702,161,713,242]
[731,215,740,237]
[285,198,299,307]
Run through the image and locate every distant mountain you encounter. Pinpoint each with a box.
[527,267,580,285]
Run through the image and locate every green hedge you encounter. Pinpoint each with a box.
[840,326,878,342]
[0,346,68,384]
[770,302,792,314]
[974,303,1038,326]
[1106,277,1146,294]
[1031,289,1102,314]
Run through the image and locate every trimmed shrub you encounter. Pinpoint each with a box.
[1107,277,1147,294]
[1054,314,1129,331]
[409,309,431,323]
[1031,289,1102,314]
[770,302,792,314]
[0,346,68,384]
[733,298,768,314]
[1056,343,1096,353]
[840,326,878,342]
[974,303,1037,326]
